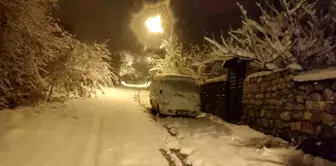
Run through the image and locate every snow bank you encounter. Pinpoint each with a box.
[158,116,291,166]
[138,89,336,166]
[294,67,336,82]
[287,150,336,166]
[158,115,336,166]
[121,81,151,88]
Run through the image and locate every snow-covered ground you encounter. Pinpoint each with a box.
[1,87,334,166]
[139,90,336,166]
[158,116,293,166]
[0,88,170,166]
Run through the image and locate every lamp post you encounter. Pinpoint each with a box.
[143,14,165,67]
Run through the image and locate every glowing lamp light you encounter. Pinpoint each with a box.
[145,15,163,33]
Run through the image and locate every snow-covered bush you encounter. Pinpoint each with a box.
[150,37,213,80]
[206,0,336,71]
[0,0,115,108]
[46,41,115,98]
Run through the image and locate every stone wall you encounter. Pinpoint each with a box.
[242,69,336,142]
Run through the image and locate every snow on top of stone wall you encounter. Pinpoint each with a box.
[245,71,273,81]
[199,75,227,85]
[287,63,303,71]
[245,63,303,81]
[294,67,336,82]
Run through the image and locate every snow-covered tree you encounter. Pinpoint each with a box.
[150,37,215,80]
[0,0,116,108]
[46,41,116,98]
[206,0,336,71]
[149,38,183,75]
[119,51,136,77]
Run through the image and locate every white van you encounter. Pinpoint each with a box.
[149,74,201,116]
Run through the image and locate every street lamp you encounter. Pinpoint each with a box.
[145,15,163,33]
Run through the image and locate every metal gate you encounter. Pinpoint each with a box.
[200,81,226,118]
[224,58,247,123]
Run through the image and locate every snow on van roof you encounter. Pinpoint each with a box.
[153,73,194,80]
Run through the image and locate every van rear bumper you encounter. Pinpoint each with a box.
[160,106,200,116]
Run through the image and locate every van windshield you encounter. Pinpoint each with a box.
[162,79,199,92]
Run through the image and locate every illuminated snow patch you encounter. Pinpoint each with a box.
[121,81,151,88]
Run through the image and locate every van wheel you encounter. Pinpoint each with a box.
[156,104,160,112]
[151,105,157,115]
[156,105,167,118]
[150,101,157,114]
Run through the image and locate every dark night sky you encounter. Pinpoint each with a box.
[56,0,263,54]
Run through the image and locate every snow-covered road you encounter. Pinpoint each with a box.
[0,88,169,166]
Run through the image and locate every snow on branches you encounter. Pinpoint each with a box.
[46,41,115,99]
[118,51,136,77]
[149,37,183,75]
[206,0,336,71]
[0,0,115,108]
[149,37,215,80]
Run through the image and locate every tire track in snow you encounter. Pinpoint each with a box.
[136,90,191,166]
[170,149,192,166]
[159,149,177,166]
[79,109,102,166]
[93,89,170,166]
[94,113,104,166]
